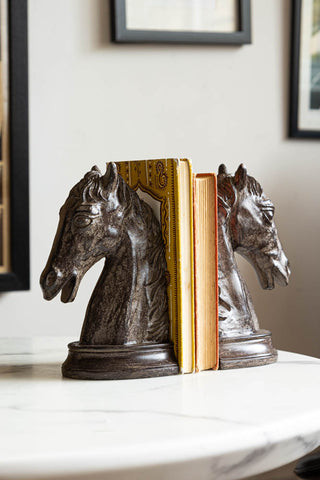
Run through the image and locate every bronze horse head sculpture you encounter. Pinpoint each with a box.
[41,161,290,375]
[217,164,290,368]
[40,163,178,379]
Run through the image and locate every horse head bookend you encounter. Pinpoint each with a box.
[40,163,179,379]
[217,164,291,369]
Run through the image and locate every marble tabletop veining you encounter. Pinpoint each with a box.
[0,337,319,480]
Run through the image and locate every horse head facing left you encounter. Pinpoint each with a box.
[41,164,125,304]
[217,164,290,343]
[40,162,170,346]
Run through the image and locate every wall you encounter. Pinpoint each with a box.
[1,0,319,358]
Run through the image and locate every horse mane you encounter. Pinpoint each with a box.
[69,169,155,227]
[218,172,263,211]
[69,169,107,203]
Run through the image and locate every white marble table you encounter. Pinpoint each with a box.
[0,338,319,480]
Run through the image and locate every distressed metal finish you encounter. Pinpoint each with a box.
[62,342,178,380]
[40,163,178,379]
[218,164,291,369]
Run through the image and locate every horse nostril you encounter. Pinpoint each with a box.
[45,270,57,287]
[286,260,291,275]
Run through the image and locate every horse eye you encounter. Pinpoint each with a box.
[73,216,92,228]
[262,208,274,222]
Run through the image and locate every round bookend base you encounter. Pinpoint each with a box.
[62,341,179,380]
[219,329,278,370]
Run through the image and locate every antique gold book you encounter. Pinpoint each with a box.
[193,173,219,371]
[116,159,195,373]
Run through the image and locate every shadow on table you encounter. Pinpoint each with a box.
[7,450,320,480]
[0,362,63,380]
[244,447,320,480]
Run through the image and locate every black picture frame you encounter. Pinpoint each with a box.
[112,0,251,45]
[0,0,29,291]
[290,0,320,138]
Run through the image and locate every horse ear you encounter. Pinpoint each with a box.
[218,164,228,175]
[102,162,118,192]
[91,165,101,174]
[234,164,247,190]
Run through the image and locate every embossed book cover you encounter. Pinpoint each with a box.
[116,159,194,373]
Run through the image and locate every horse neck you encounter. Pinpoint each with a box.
[81,229,150,345]
[218,214,259,337]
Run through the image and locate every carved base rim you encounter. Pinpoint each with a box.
[62,341,179,380]
[219,329,278,370]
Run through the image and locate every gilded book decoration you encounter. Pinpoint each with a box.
[117,159,195,373]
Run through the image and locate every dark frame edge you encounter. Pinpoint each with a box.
[289,0,320,139]
[289,0,301,138]
[111,0,127,43]
[110,0,116,41]
[112,0,251,46]
[239,0,251,44]
[0,0,30,291]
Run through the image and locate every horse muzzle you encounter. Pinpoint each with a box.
[40,268,79,303]
[256,253,290,290]
[272,256,291,287]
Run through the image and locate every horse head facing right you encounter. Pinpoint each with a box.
[217,164,290,337]
[219,164,290,290]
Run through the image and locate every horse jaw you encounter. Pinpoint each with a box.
[61,273,81,303]
[256,267,276,290]
[272,257,291,287]
[253,256,290,290]
[236,248,290,290]
[40,269,82,303]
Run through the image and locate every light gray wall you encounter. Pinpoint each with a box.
[1,0,319,358]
